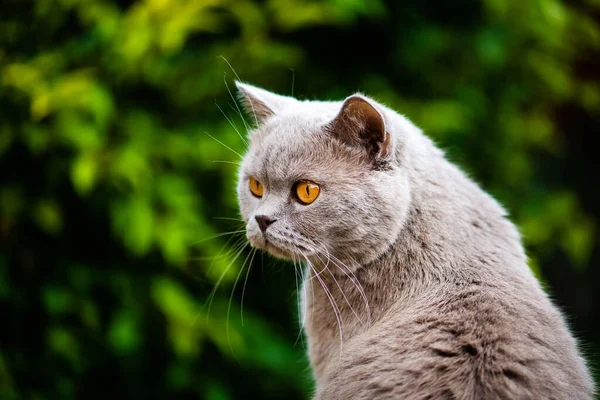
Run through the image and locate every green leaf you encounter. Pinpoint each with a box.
[108,309,141,354]
[152,277,204,357]
[32,199,62,235]
[70,152,99,195]
[47,327,81,370]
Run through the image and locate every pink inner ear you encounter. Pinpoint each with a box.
[332,96,390,158]
[346,99,385,135]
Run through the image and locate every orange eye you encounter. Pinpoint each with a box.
[295,181,320,205]
[249,177,263,198]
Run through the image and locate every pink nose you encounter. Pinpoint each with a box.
[255,215,276,232]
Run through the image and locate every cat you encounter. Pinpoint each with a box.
[234,81,594,399]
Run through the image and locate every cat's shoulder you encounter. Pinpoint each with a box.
[316,286,593,400]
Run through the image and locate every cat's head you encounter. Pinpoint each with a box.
[236,82,412,269]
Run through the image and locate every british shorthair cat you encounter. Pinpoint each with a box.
[235,82,593,399]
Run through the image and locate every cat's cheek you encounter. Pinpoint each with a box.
[238,194,258,224]
[246,222,266,249]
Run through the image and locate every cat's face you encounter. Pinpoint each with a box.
[236,83,411,268]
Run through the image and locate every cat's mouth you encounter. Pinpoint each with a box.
[249,233,312,260]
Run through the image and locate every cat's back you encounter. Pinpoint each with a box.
[316,281,593,400]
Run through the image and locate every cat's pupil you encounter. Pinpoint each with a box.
[306,185,310,195]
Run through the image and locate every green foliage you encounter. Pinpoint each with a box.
[1,0,599,398]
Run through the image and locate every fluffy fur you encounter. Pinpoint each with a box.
[235,82,594,399]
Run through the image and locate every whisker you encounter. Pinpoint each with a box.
[228,103,250,133]
[219,55,244,84]
[190,233,247,264]
[314,251,363,325]
[226,246,255,361]
[287,233,372,329]
[293,254,305,348]
[203,236,247,270]
[190,229,246,245]
[215,99,248,148]
[203,240,248,320]
[302,252,343,358]
[209,160,243,166]
[300,259,310,331]
[322,248,372,328]
[224,74,251,132]
[205,132,243,159]
[240,247,258,327]
[218,55,259,127]
[212,216,244,222]
[290,68,295,97]
[309,254,315,338]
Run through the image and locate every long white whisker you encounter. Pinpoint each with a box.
[302,252,343,358]
[219,55,244,83]
[320,246,372,328]
[300,260,309,330]
[203,241,248,320]
[290,68,295,97]
[212,216,244,222]
[196,234,247,271]
[226,246,255,360]
[293,254,304,347]
[240,248,258,327]
[229,103,250,132]
[219,56,259,127]
[209,160,243,166]
[205,132,243,159]
[190,229,246,245]
[224,75,251,132]
[290,234,372,328]
[215,100,248,147]
[314,251,363,325]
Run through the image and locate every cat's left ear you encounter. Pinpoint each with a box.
[235,81,297,125]
[328,95,390,159]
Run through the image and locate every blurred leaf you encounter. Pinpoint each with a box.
[32,199,62,235]
[562,218,595,269]
[0,352,17,400]
[113,196,154,256]
[80,301,100,331]
[108,309,141,354]
[204,382,232,400]
[0,124,13,157]
[47,327,81,370]
[43,285,74,315]
[152,277,203,357]
[70,152,99,195]
[0,187,24,218]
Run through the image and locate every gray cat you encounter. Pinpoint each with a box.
[235,82,594,399]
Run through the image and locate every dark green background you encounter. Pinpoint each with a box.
[1,0,599,398]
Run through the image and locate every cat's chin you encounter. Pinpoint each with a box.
[264,242,296,260]
[248,236,302,260]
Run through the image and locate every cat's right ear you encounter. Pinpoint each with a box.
[235,81,296,126]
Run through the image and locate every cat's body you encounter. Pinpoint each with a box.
[235,82,593,399]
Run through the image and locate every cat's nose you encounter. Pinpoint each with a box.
[255,215,277,233]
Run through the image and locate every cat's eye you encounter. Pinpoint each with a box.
[295,181,320,205]
[249,177,263,198]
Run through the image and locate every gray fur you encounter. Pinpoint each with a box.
[235,82,594,399]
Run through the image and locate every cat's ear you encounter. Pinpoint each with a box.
[235,81,296,125]
[328,95,390,159]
